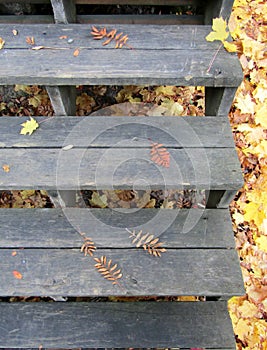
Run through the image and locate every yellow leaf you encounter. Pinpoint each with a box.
[206,17,229,42]
[0,37,5,49]
[243,202,265,227]
[255,235,267,253]
[235,94,256,114]
[20,117,39,136]
[89,192,108,208]
[223,41,238,52]
[255,104,267,128]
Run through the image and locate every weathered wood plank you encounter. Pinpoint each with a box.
[0,148,243,190]
[0,24,242,87]
[46,86,76,115]
[0,248,244,296]
[205,87,238,116]
[0,116,235,148]
[204,0,235,24]
[0,24,231,50]
[0,301,236,348]
[0,208,236,248]
[0,49,242,87]
[0,0,196,4]
[51,0,76,23]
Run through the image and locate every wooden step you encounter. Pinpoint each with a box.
[0,301,236,349]
[0,116,243,191]
[0,208,244,296]
[0,24,242,87]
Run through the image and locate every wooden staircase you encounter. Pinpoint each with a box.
[0,1,245,348]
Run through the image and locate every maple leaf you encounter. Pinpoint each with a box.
[243,202,265,228]
[235,94,256,114]
[20,117,39,135]
[255,235,267,253]
[206,17,229,42]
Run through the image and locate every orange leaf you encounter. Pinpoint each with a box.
[73,48,80,57]
[12,251,17,256]
[150,142,170,168]
[2,164,10,172]
[13,270,22,279]
[26,36,35,45]
[59,35,68,39]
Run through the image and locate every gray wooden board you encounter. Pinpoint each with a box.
[0,208,236,248]
[1,24,223,50]
[0,301,235,348]
[0,24,243,86]
[0,148,243,190]
[0,116,236,148]
[0,248,244,296]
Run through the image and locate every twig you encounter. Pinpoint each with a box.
[207,42,223,73]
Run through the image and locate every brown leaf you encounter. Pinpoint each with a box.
[73,48,80,56]
[2,164,10,173]
[13,270,22,279]
[94,256,122,285]
[59,35,68,39]
[26,36,35,45]
[81,236,96,257]
[150,142,170,168]
[127,228,166,257]
[12,251,17,256]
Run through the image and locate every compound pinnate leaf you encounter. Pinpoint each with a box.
[206,17,229,42]
[20,117,39,135]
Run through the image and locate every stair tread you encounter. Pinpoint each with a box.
[0,208,237,249]
[0,116,243,190]
[0,301,236,348]
[0,23,243,86]
[0,207,245,296]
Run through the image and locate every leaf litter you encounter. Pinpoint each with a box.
[0,2,265,347]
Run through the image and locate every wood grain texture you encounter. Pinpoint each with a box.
[0,302,234,350]
[51,0,76,23]
[0,301,235,348]
[0,116,236,148]
[204,0,235,24]
[0,147,243,190]
[0,24,242,86]
[46,86,76,115]
[0,248,244,296]
[0,208,236,248]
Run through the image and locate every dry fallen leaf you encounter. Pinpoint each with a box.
[20,117,39,135]
[12,251,17,256]
[12,29,18,36]
[13,270,22,279]
[59,35,68,39]
[73,48,80,56]
[2,164,10,173]
[0,37,5,49]
[26,36,35,45]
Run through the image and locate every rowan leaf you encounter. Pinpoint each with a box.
[206,17,229,42]
[150,142,170,168]
[20,117,39,136]
[13,270,22,279]
[0,37,5,49]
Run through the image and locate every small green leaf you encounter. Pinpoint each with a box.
[206,17,229,42]
[20,117,39,135]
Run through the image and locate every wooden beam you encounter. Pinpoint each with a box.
[50,0,76,23]
[205,87,238,116]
